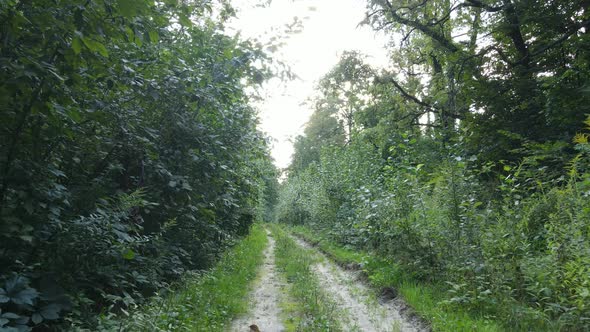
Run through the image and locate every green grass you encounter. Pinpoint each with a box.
[109,224,268,331]
[269,224,343,332]
[289,225,364,265]
[289,225,504,332]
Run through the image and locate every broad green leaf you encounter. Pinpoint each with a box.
[32,313,43,325]
[67,108,82,123]
[134,36,143,47]
[94,42,109,57]
[81,37,109,57]
[1,313,20,320]
[10,288,39,305]
[40,304,61,320]
[121,248,135,260]
[118,0,139,18]
[179,13,191,26]
[148,30,159,43]
[125,26,135,42]
[81,37,95,52]
[0,288,8,303]
[72,37,82,54]
[19,235,33,243]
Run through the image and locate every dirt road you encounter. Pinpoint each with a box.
[231,229,426,331]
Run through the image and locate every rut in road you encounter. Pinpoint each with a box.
[293,237,427,332]
[231,230,284,332]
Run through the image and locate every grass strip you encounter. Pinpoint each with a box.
[289,225,504,332]
[116,223,268,331]
[269,223,343,332]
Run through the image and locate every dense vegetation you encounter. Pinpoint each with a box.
[0,0,278,330]
[117,224,268,331]
[278,0,590,330]
[3,0,590,330]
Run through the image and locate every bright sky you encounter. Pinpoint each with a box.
[227,0,390,169]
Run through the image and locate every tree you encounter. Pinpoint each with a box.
[366,0,590,165]
[290,95,346,174]
[319,51,375,142]
[0,0,276,329]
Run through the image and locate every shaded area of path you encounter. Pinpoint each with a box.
[293,237,427,332]
[231,230,284,332]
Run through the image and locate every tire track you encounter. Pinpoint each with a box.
[293,236,426,332]
[231,230,284,332]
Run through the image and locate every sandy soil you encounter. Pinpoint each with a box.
[230,231,426,332]
[293,237,428,332]
[230,230,285,332]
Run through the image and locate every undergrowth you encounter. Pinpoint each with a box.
[97,224,268,331]
[289,225,504,332]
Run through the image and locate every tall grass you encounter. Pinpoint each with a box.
[289,225,504,332]
[103,224,268,331]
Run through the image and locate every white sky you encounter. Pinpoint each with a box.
[227,0,390,169]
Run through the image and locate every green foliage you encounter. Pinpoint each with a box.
[102,223,268,331]
[290,225,503,332]
[0,0,278,329]
[277,0,590,328]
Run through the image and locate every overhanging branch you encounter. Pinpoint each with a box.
[383,0,459,53]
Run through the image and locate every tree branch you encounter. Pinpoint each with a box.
[502,0,530,66]
[461,0,505,12]
[376,75,435,111]
[383,0,459,53]
[523,19,590,61]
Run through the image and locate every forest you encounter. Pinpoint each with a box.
[1,0,589,331]
[279,0,590,330]
[0,0,278,330]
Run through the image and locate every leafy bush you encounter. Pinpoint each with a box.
[0,0,278,329]
[278,117,590,330]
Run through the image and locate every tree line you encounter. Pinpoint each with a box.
[278,0,590,330]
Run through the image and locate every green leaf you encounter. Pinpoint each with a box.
[125,26,134,42]
[19,235,33,243]
[1,313,20,319]
[81,37,109,57]
[40,304,61,320]
[4,276,39,305]
[12,288,38,305]
[95,42,109,57]
[148,30,159,43]
[121,248,135,260]
[67,108,82,123]
[134,35,143,47]
[81,37,95,52]
[72,37,82,54]
[0,288,8,303]
[32,313,43,325]
[179,13,192,26]
[118,0,139,18]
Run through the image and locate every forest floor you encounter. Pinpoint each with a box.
[231,226,426,332]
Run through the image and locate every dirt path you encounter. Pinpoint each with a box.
[293,237,426,332]
[230,230,284,332]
